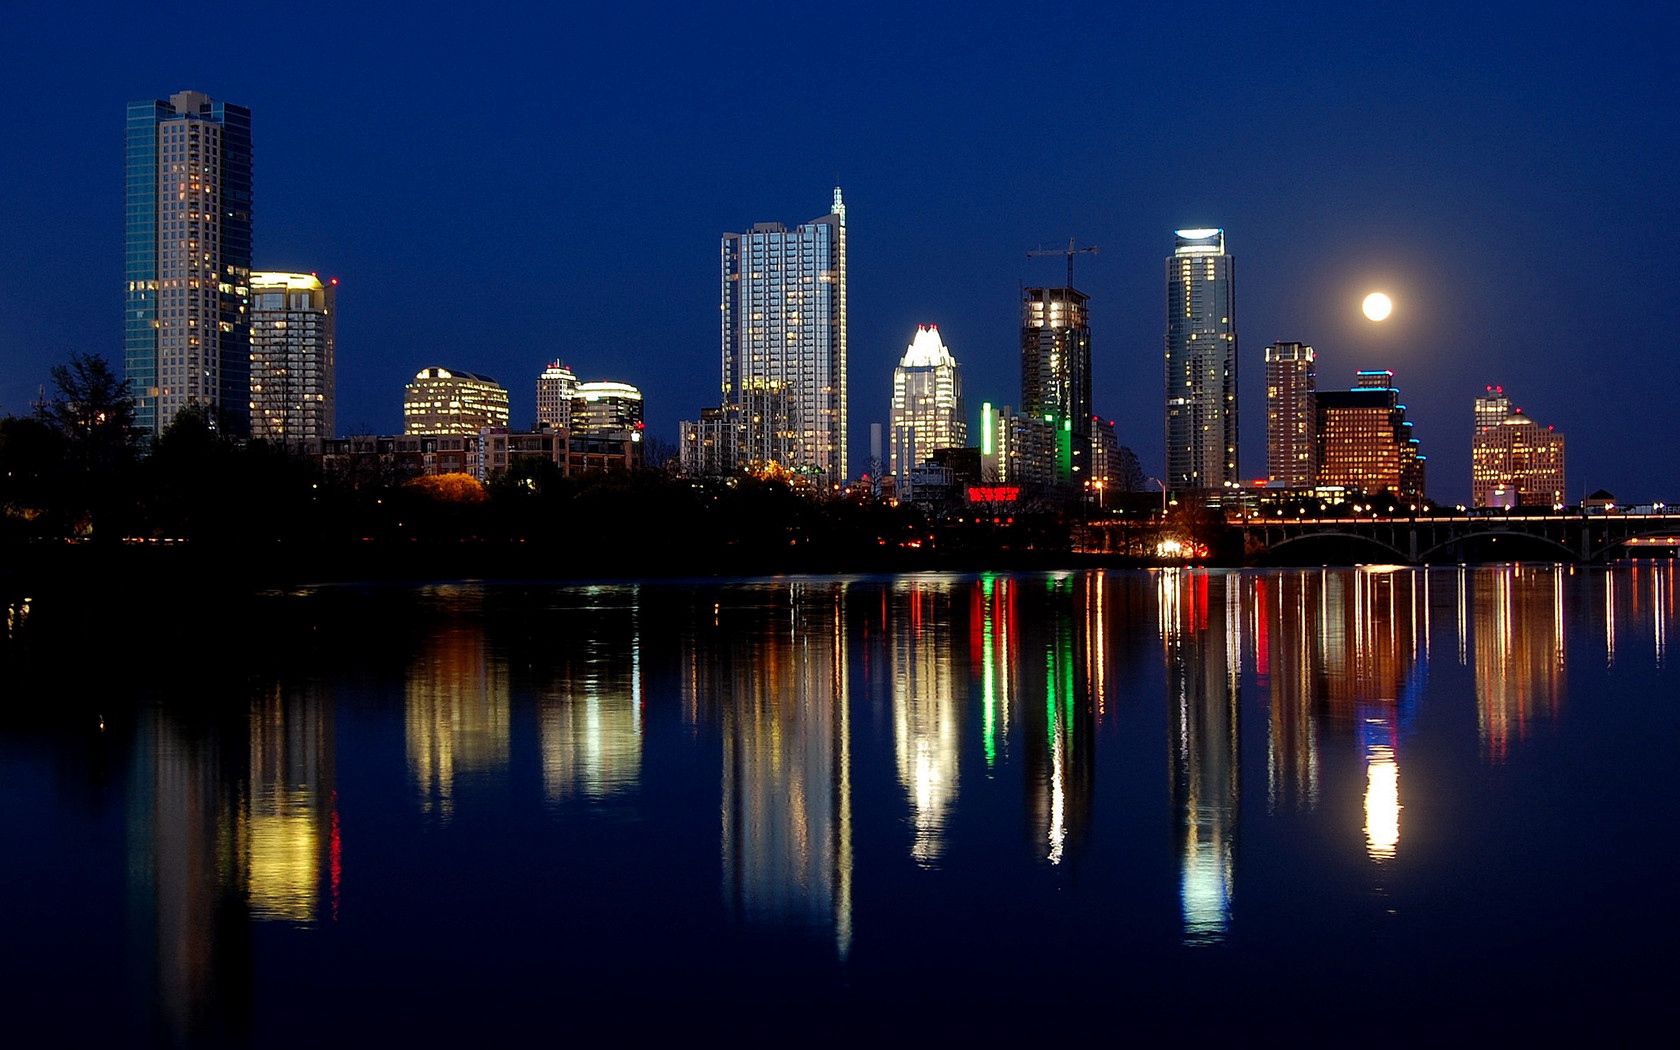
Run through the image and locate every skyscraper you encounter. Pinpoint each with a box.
[536,361,579,430]
[1316,370,1426,502]
[250,272,335,444]
[721,189,848,487]
[889,325,966,489]
[1471,386,1566,507]
[403,367,509,436]
[125,90,253,437]
[1021,287,1091,482]
[1264,341,1316,488]
[1164,228,1237,492]
[1474,385,1511,433]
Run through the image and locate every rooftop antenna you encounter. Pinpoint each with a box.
[1027,236,1100,290]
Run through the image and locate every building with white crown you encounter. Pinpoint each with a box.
[889,325,966,493]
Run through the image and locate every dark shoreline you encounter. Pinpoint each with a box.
[3,539,1645,602]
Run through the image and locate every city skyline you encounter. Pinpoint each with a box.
[2,6,1675,502]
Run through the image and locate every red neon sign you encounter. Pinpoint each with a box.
[967,485,1021,503]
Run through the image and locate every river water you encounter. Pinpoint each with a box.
[1,565,1674,1042]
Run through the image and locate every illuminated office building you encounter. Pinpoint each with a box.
[125,90,253,437]
[1315,370,1426,501]
[1021,287,1091,480]
[1164,228,1238,492]
[402,367,510,436]
[1265,341,1316,488]
[250,272,336,444]
[1471,386,1566,508]
[721,189,848,486]
[536,361,579,429]
[889,325,966,491]
[572,380,643,435]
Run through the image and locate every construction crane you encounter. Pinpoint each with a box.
[1026,237,1100,290]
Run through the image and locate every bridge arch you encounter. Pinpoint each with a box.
[1590,526,1680,562]
[1417,529,1578,563]
[1251,531,1410,565]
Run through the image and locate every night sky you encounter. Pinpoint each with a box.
[1,2,1675,502]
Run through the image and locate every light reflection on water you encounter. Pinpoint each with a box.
[4,563,1679,1041]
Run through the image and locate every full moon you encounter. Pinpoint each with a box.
[1362,292,1394,321]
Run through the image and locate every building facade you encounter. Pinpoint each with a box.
[317,429,638,485]
[979,402,1068,489]
[721,189,847,486]
[1264,341,1316,488]
[573,381,643,435]
[1021,288,1091,481]
[250,272,336,444]
[1315,370,1426,502]
[1471,386,1566,507]
[125,90,254,437]
[889,325,966,490]
[403,367,510,436]
[679,381,796,478]
[536,361,579,430]
[1164,228,1238,492]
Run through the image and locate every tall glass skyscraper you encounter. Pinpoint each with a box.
[721,189,848,487]
[1021,287,1091,484]
[125,90,253,437]
[1164,228,1237,492]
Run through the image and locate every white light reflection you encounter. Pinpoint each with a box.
[1364,743,1400,860]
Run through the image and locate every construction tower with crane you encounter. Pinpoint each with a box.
[1021,238,1098,488]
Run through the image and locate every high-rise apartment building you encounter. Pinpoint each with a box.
[1471,386,1566,507]
[1164,228,1238,492]
[125,90,253,437]
[403,367,509,436]
[721,189,848,487]
[1021,288,1091,480]
[979,402,1068,488]
[679,381,795,478]
[250,272,336,444]
[1265,341,1316,488]
[889,325,966,489]
[1315,370,1426,502]
[573,381,643,434]
[536,361,579,430]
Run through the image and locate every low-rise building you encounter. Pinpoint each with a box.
[317,426,639,485]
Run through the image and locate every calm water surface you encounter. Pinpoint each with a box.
[2,566,1675,1042]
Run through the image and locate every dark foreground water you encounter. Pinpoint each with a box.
[2,565,1675,1043]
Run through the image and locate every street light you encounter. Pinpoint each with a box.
[1146,477,1168,517]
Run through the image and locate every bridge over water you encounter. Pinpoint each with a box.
[1075,512,1680,564]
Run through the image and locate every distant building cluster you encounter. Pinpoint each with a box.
[1471,386,1566,508]
[123,89,646,488]
[120,90,1574,509]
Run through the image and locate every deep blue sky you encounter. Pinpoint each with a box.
[1,1,1676,501]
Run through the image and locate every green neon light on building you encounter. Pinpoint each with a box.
[982,576,996,769]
